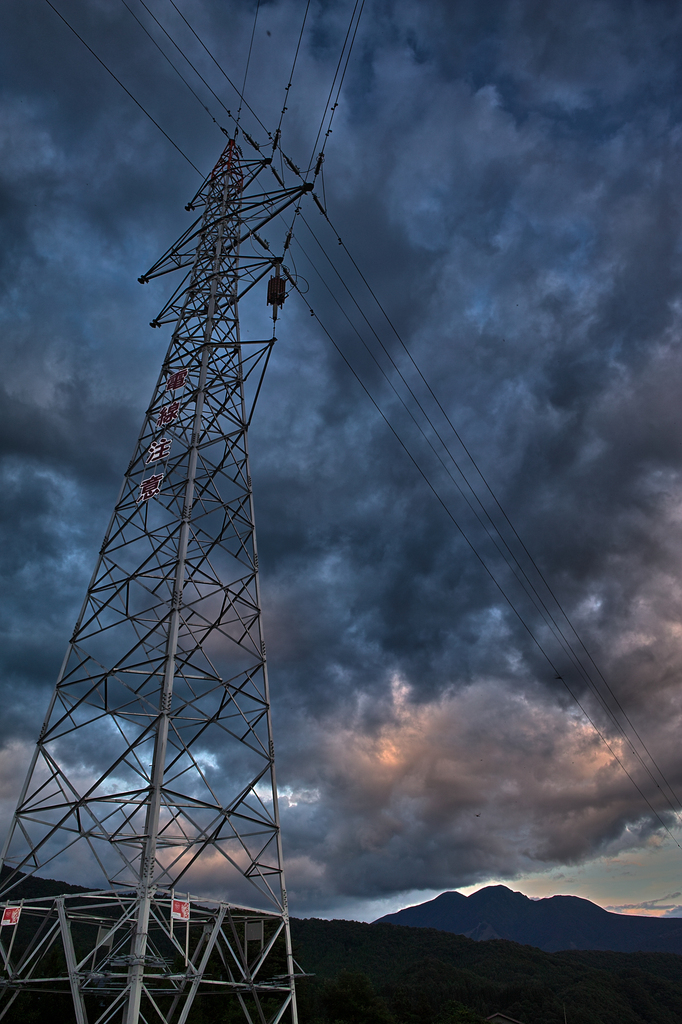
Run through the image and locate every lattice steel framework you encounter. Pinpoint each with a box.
[0,138,311,1024]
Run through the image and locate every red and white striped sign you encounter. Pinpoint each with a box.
[171,899,189,922]
[1,907,20,927]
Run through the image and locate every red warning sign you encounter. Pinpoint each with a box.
[1,907,20,926]
[171,899,189,922]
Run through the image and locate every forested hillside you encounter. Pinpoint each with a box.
[1,873,681,1023]
[292,918,682,1024]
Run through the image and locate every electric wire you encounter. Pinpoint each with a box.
[282,270,682,848]
[274,0,312,141]
[293,208,682,809]
[130,0,308,182]
[291,219,682,823]
[298,208,682,798]
[306,0,365,174]
[43,0,203,176]
[135,0,240,131]
[272,0,366,310]
[317,0,365,164]
[166,0,272,139]
[119,0,226,135]
[237,0,261,126]
[309,203,682,813]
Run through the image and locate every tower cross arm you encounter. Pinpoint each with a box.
[140,182,313,285]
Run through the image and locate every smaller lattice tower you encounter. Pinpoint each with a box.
[0,136,312,1024]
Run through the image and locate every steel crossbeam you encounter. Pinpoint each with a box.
[0,138,300,1023]
[0,892,303,1024]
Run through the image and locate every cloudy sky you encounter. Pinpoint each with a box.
[3,0,682,921]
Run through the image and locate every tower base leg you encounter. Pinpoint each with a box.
[0,890,298,1024]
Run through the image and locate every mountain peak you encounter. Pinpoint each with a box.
[374,886,682,953]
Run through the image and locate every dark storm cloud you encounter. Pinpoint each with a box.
[2,0,682,912]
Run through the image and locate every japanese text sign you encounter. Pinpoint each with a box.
[146,437,172,464]
[171,899,190,922]
[1,907,20,926]
[166,368,188,391]
[157,402,180,428]
[137,474,163,503]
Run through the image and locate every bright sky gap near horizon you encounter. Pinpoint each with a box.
[2,0,682,921]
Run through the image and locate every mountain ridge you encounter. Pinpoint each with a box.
[374,884,682,953]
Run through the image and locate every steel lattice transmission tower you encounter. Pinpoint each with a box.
[0,137,312,1024]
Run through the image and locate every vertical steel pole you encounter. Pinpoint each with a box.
[57,899,88,1024]
[246,427,299,1024]
[124,159,234,1024]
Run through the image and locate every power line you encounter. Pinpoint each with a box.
[165,0,272,139]
[119,0,226,134]
[274,0,312,141]
[290,218,682,823]
[237,0,261,126]
[306,0,365,174]
[135,0,239,131]
[270,0,366,307]
[281,268,682,848]
[305,201,682,816]
[43,0,203,176]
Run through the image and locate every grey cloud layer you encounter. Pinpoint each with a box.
[2,0,682,913]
